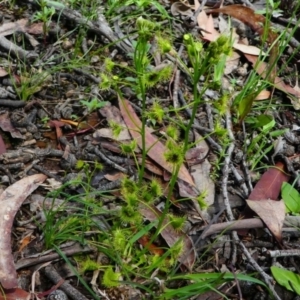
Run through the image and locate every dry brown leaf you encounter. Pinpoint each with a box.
[0,174,47,289]
[0,19,28,36]
[245,53,300,106]
[26,22,44,35]
[0,67,8,77]
[207,4,279,85]
[140,205,195,269]
[232,43,261,56]
[246,199,285,243]
[224,51,240,75]
[96,105,131,141]
[255,90,271,101]
[118,96,194,186]
[196,7,262,55]
[171,2,193,16]
[199,4,298,106]
[0,112,23,139]
[184,133,214,220]
[239,162,289,236]
[104,172,126,181]
[18,235,33,252]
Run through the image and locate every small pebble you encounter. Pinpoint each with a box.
[47,289,68,300]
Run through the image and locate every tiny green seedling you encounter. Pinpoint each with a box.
[80,98,109,113]
[32,0,56,40]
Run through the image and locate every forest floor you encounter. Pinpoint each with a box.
[1,0,300,299]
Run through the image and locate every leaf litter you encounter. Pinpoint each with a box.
[0,0,300,299]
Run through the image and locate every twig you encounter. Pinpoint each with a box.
[16,244,93,270]
[26,0,128,52]
[33,164,62,182]
[229,164,248,197]
[73,68,100,84]
[94,146,129,174]
[205,103,214,130]
[0,99,26,107]
[0,36,38,60]
[172,70,181,109]
[44,264,90,300]
[200,218,265,239]
[222,107,239,264]
[238,241,281,300]
[268,249,300,258]
[97,178,122,191]
[222,110,236,221]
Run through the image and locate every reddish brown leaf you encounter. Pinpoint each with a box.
[118,97,194,186]
[248,162,290,201]
[0,112,22,139]
[48,120,66,128]
[0,174,47,289]
[239,162,289,237]
[206,5,267,39]
[48,120,64,147]
[138,235,164,256]
[26,22,44,35]
[0,288,30,300]
[140,205,195,269]
[18,235,33,252]
[246,199,285,243]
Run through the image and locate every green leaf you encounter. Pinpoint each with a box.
[281,182,300,213]
[238,92,258,122]
[256,114,274,129]
[271,266,300,295]
[269,129,288,137]
[163,272,268,299]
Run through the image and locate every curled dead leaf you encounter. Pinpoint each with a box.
[0,174,47,289]
[246,199,285,243]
